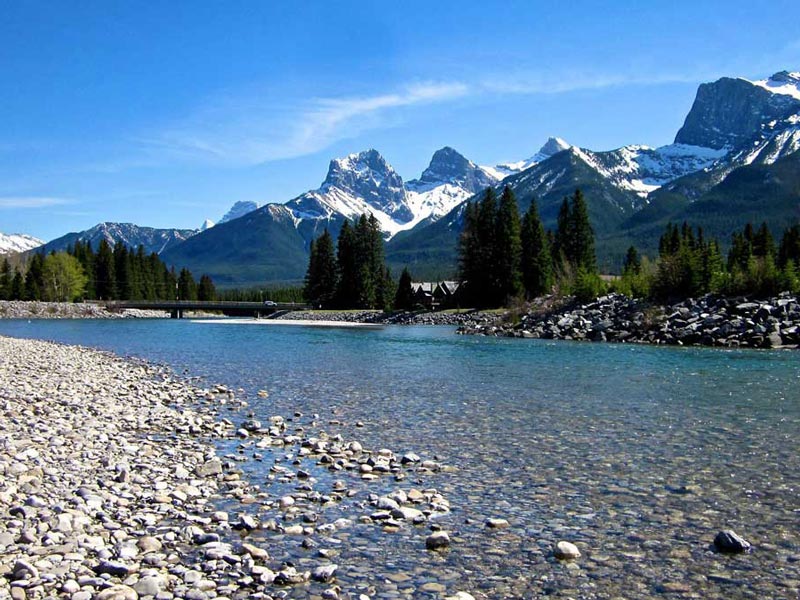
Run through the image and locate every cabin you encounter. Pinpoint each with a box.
[411,281,464,310]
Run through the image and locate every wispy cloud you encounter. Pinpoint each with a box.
[0,196,71,209]
[113,67,731,170]
[141,81,469,167]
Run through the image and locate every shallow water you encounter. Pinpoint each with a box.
[1,318,798,599]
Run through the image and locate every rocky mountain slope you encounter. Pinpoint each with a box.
[0,232,43,255]
[40,223,197,256]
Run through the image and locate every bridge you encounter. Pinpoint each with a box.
[96,300,310,319]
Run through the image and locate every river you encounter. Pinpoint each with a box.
[1,318,798,599]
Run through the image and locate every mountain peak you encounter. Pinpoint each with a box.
[220,201,259,224]
[419,147,474,184]
[411,146,497,194]
[318,149,411,222]
[537,136,571,158]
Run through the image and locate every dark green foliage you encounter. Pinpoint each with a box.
[198,275,216,301]
[326,215,393,309]
[303,229,338,308]
[495,186,523,302]
[555,189,596,274]
[177,268,198,301]
[520,199,553,298]
[94,240,116,300]
[653,222,723,299]
[778,224,800,268]
[11,269,24,300]
[394,267,415,310]
[24,253,45,301]
[0,258,11,300]
[623,246,641,275]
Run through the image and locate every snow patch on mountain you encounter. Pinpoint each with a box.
[219,200,259,224]
[0,233,44,254]
[199,219,215,231]
[748,71,800,101]
[569,143,728,197]
[488,137,571,178]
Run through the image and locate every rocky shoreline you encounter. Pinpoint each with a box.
[0,336,465,600]
[0,301,168,320]
[458,292,800,349]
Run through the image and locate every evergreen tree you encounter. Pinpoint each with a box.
[569,189,596,273]
[394,267,415,310]
[11,269,24,300]
[494,186,522,303]
[520,199,552,298]
[457,200,481,302]
[24,253,45,300]
[94,240,116,300]
[335,220,359,308]
[177,268,198,300]
[304,229,338,308]
[623,246,642,275]
[198,274,216,301]
[114,242,132,300]
[753,222,776,258]
[0,258,11,300]
[553,190,596,275]
[778,225,800,268]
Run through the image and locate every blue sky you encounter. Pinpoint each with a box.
[2,1,800,241]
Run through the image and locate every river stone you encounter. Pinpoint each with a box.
[241,542,269,560]
[426,531,451,550]
[485,518,511,529]
[554,541,581,559]
[134,575,163,596]
[311,563,338,583]
[714,530,752,553]
[195,458,222,477]
[95,585,138,600]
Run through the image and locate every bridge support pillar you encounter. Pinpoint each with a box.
[170,309,183,319]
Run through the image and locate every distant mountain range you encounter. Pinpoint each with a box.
[30,70,800,285]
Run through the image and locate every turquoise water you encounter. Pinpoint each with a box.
[1,318,798,598]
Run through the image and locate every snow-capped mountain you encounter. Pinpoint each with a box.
[219,200,259,224]
[488,137,572,178]
[284,147,499,238]
[404,147,499,231]
[199,219,215,231]
[41,223,197,256]
[0,232,43,254]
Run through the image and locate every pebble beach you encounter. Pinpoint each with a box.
[0,336,462,600]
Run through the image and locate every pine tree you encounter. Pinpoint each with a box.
[335,220,359,308]
[11,269,24,300]
[520,199,552,298]
[177,268,198,300]
[304,229,338,308]
[95,240,116,300]
[24,253,45,300]
[553,196,571,268]
[623,246,642,275]
[457,200,481,303]
[198,274,216,301]
[394,267,415,310]
[0,258,11,300]
[494,186,522,303]
[474,188,498,306]
[753,222,776,258]
[778,225,800,268]
[569,189,596,273]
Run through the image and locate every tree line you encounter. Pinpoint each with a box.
[0,239,215,303]
[619,221,800,300]
[304,214,395,309]
[459,186,599,307]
